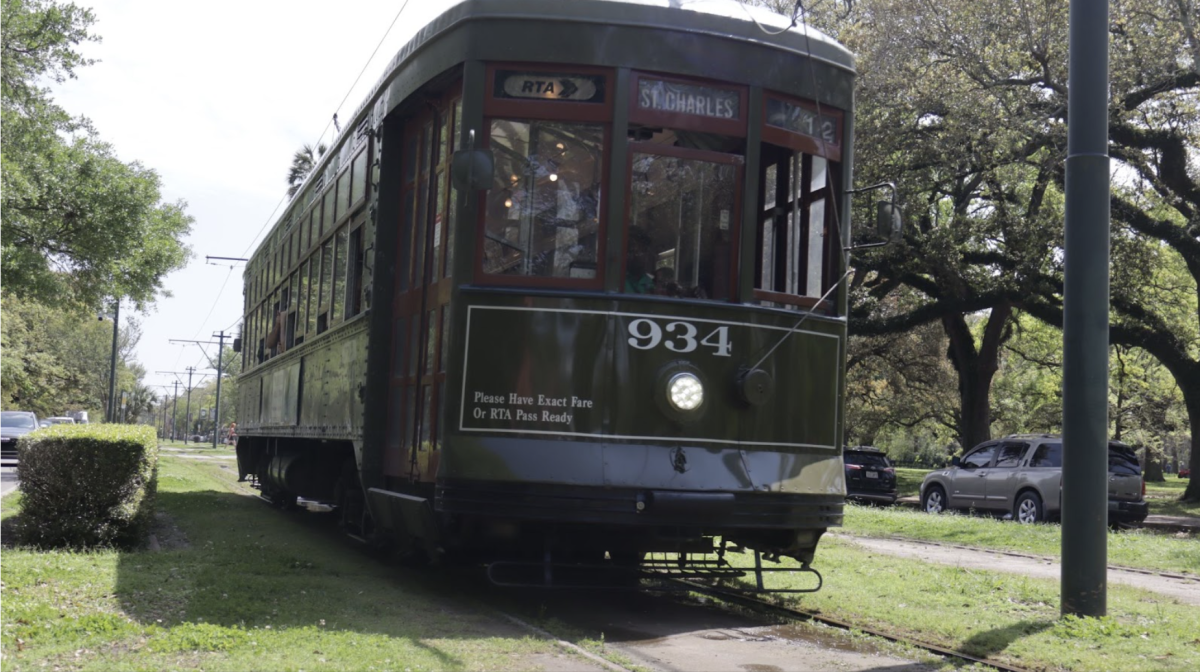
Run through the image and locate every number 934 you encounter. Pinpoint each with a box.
[626,318,731,357]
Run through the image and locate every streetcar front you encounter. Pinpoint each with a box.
[430,63,855,569]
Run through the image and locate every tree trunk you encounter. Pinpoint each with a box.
[1144,455,1164,482]
[1182,377,1200,503]
[942,303,1013,451]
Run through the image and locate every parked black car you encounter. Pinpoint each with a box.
[843,447,898,504]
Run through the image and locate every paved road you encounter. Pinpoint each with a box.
[1,466,18,497]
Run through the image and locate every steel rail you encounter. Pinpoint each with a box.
[670,579,1035,672]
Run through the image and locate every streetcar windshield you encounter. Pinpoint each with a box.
[627,149,737,300]
[483,119,603,279]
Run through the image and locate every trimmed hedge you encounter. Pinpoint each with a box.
[15,424,158,549]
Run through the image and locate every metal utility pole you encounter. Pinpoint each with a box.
[171,381,180,440]
[1062,0,1111,618]
[107,299,120,422]
[168,338,224,444]
[184,367,196,444]
[212,330,230,448]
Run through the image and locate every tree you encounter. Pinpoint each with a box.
[1,0,193,311]
[286,143,327,198]
[0,293,143,417]
[768,0,1199,499]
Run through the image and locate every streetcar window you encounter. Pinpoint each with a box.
[482,119,603,280]
[306,258,318,336]
[350,148,368,208]
[755,145,833,308]
[317,240,333,334]
[309,207,319,250]
[346,227,363,319]
[332,227,348,326]
[297,260,309,342]
[322,187,335,237]
[626,148,738,300]
[336,168,350,224]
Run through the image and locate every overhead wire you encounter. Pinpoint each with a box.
[238,0,412,261]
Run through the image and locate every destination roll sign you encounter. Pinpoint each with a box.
[496,70,604,103]
[638,79,740,120]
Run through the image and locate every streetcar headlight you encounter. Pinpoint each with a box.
[667,373,704,412]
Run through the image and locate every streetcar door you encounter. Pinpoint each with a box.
[385,93,462,483]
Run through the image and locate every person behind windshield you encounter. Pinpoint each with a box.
[652,266,682,297]
[625,226,654,294]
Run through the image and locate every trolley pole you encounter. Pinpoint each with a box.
[171,381,180,440]
[1061,0,1111,618]
[212,330,228,449]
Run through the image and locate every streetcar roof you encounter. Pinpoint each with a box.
[354,0,853,128]
[250,0,852,265]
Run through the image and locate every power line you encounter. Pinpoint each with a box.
[238,0,413,261]
[189,265,236,341]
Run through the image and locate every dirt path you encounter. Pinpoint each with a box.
[510,589,933,672]
[838,534,1200,605]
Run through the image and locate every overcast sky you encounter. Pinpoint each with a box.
[51,0,449,394]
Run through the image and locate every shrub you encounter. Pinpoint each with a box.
[15,424,158,549]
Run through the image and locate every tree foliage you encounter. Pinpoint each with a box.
[756,0,1200,499]
[0,294,142,417]
[286,143,327,198]
[1,0,193,311]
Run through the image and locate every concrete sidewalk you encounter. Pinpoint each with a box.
[893,495,1199,532]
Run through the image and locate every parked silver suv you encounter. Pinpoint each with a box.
[919,434,1148,525]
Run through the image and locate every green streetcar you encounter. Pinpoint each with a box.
[235,0,892,588]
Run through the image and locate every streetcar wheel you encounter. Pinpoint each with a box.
[922,485,947,514]
[1013,492,1043,524]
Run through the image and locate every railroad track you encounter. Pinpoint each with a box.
[671,578,1035,672]
[832,532,1200,583]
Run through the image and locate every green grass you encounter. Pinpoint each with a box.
[842,503,1200,575]
[752,536,1200,672]
[159,439,233,452]
[894,467,927,498]
[0,457,591,671]
[1144,478,1200,518]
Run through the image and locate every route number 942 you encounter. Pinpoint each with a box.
[626,319,732,357]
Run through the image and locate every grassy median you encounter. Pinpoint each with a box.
[843,503,1199,575]
[754,536,1200,672]
[0,457,592,672]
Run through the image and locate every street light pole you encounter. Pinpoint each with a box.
[107,299,120,422]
